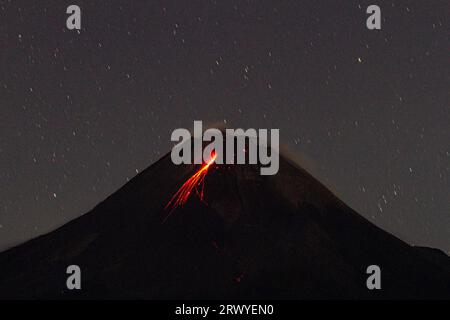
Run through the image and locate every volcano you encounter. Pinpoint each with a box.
[1,151,449,299]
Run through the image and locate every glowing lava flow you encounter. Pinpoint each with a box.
[163,152,217,222]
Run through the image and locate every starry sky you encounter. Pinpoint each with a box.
[0,0,449,253]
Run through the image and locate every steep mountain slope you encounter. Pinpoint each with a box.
[0,152,449,299]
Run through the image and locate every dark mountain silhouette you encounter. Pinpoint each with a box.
[1,151,449,299]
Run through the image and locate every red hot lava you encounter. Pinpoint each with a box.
[163,151,217,221]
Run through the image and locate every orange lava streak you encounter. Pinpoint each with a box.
[163,152,217,222]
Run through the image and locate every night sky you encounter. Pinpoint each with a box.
[0,0,448,253]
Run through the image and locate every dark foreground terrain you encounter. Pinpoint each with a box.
[1,152,449,299]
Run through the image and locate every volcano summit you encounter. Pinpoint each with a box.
[0,150,449,299]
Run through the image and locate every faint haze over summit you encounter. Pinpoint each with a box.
[0,1,449,253]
